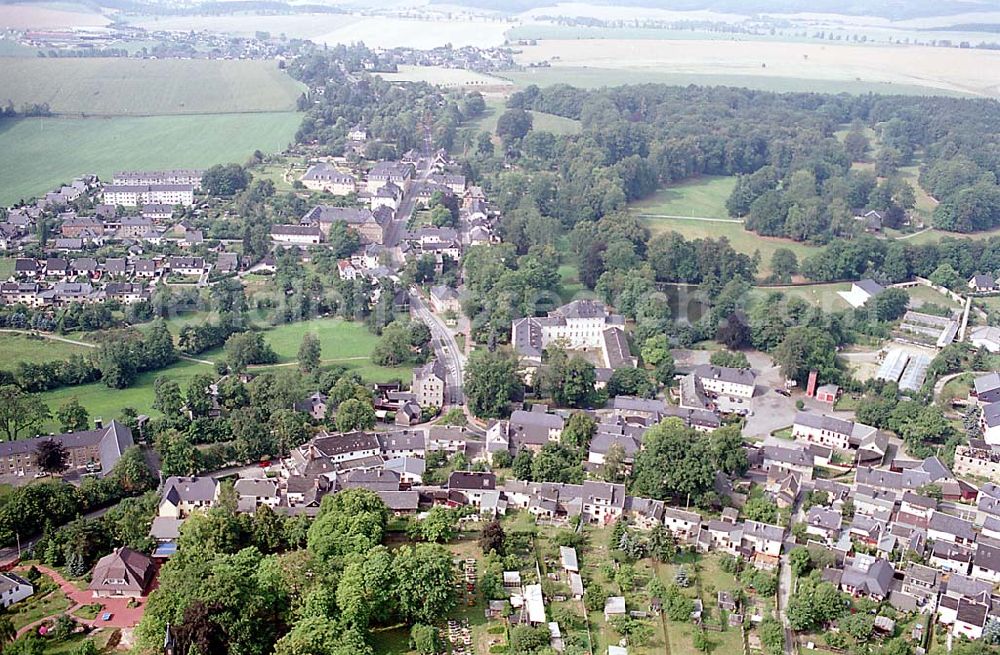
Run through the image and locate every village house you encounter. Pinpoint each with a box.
[377,430,425,458]
[429,285,461,314]
[158,476,220,518]
[366,161,415,193]
[512,299,634,370]
[448,471,496,507]
[234,478,280,511]
[0,573,33,608]
[103,184,194,207]
[507,407,565,452]
[271,224,323,246]
[792,411,878,451]
[692,364,757,399]
[302,205,387,244]
[970,273,998,293]
[294,392,328,421]
[412,360,446,409]
[167,256,205,276]
[88,547,155,598]
[113,169,203,187]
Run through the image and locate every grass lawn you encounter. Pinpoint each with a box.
[904,284,962,311]
[37,358,211,430]
[750,283,852,311]
[0,333,90,364]
[529,110,581,135]
[0,57,304,115]
[638,215,821,277]
[897,224,1000,246]
[469,96,506,135]
[0,257,14,279]
[8,574,72,631]
[35,317,409,426]
[467,98,580,136]
[630,176,737,219]
[0,113,301,206]
[249,319,410,383]
[559,262,587,303]
[376,65,512,88]
[940,373,974,405]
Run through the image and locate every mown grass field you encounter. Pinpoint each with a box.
[251,318,409,381]
[0,333,90,365]
[630,175,736,219]
[34,318,408,428]
[0,57,304,115]
[37,358,209,431]
[750,283,853,311]
[638,216,821,276]
[0,113,300,205]
[469,97,581,137]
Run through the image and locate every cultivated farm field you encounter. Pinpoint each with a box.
[0,113,300,205]
[511,39,1000,97]
[0,57,305,116]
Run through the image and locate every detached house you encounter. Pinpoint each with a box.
[692,364,756,399]
[159,476,220,518]
[89,547,155,598]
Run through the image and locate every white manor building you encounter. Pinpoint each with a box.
[511,300,635,369]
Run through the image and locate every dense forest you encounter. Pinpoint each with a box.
[500,84,1000,237]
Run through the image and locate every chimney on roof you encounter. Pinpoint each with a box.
[94,418,103,430]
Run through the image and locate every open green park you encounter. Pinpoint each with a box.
[12,318,408,432]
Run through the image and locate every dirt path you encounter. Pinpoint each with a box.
[630,213,743,223]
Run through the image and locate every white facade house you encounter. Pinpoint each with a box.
[158,476,220,518]
[271,225,322,245]
[103,184,194,207]
[300,163,356,195]
[113,169,203,187]
[792,411,878,450]
[692,364,756,398]
[0,573,33,608]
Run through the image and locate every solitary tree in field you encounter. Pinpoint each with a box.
[35,439,69,475]
[298,333,321,373]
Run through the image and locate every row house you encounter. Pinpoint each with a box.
[103,184,195,207]
[113,169,204,187]
[271,224,322,246]
[791,411,878,451]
